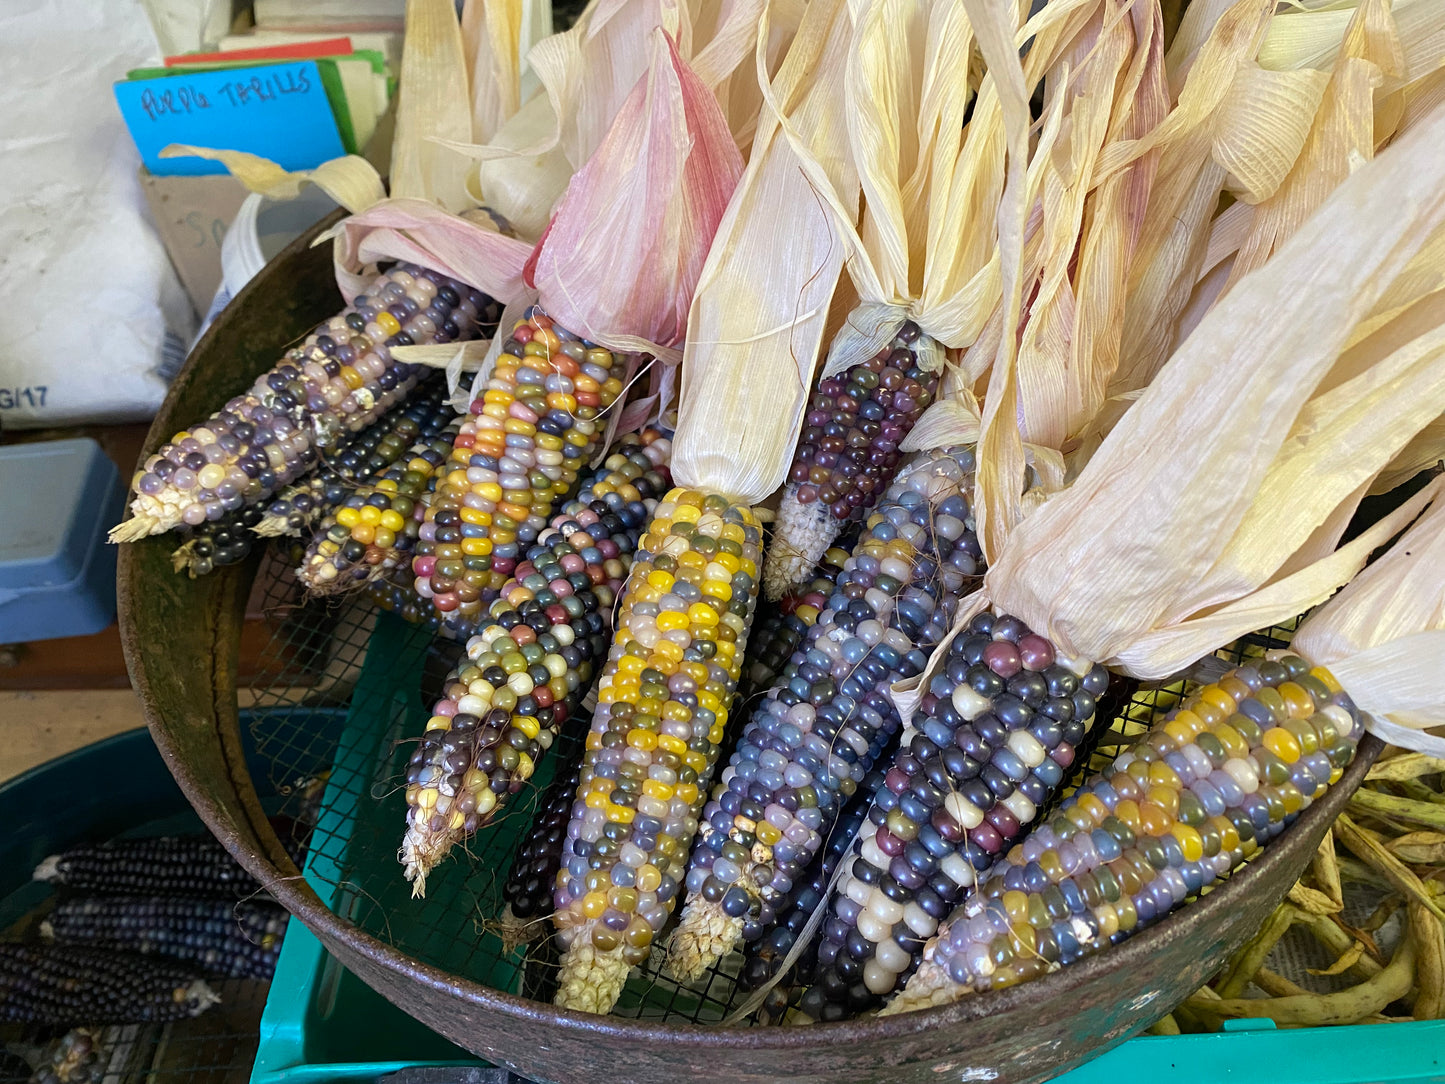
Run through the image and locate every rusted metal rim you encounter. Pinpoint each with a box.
[118,212,1380,1065]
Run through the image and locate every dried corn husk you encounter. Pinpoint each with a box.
[1292,483,1445,755]
[671,0,860,501]
[978,101,1445,681]
[524,29,743,360]
[391,0,475,211]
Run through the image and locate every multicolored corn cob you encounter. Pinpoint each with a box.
[296,418,462,594]
[741,766,885,1022]
[499,739,590,945]
[254,378,453,538]
[34,834,263,900]
[668,447,981,982]
[764,328,940,599]
[883,656,1360,1014]
[0,943,218,1024]
[111,265,497,542]
[172,385,455,576]
[401,433,672,893]
[739,540,853,703]
[551,491,764,1014]
[412,308,629,629]
[40,897,288,980]
[800,610,1110,1019]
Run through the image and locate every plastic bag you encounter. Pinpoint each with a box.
[0,0,196,430]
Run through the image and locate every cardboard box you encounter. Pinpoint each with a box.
[139,168,251,314]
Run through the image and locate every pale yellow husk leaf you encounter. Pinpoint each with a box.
[1373,418,1445,494]
[155,147,387,214]
[813,0,980,378]
[392,0,475,211]
[1293,479,1445,754]
[671,0,860,502]
[983,101,1445,680]
[964,0,1033,563]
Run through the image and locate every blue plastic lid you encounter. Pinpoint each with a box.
[0,437,117,591]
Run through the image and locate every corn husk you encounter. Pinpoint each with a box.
[1293,481,1445,755]
[523,29,743,359]
[671,0,860,501]
[979,100,1445,681]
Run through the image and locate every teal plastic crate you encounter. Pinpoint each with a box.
[249,611,1445,1084]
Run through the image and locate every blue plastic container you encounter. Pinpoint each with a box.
[0,437,124,641]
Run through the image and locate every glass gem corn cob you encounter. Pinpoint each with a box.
[112,265,495,541]
[800,609,1110,1019]
[883,655,1360,1013]
[401,433,672,893]
[668,446,982,982]
[551,491,764,1013]
[412,308,629,630]
[763,327,940,599]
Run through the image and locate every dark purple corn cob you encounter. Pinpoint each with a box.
[763,325,940,600]
[800,610,1110,1020]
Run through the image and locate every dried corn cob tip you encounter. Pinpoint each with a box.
[551,491,763,1013]
[413,308,630,629]
[763,328,940,600]
[739,538,854,702]
[400,437,673,894]
[40,896,288,980]
[254,379,451,538]
[296,420,461,595]
[112,266,498,542]
[880,656,1360,1015]
[741,766,884,1020]
[668,447,981,983]
[0,943,219,1024]
[799,608,1110,1019]
[498,741,589,950]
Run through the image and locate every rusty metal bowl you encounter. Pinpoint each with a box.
[119,215,1381,1084]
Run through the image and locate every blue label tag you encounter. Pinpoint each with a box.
[114,61,346,176]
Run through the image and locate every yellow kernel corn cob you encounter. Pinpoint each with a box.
[550,489,763,1014]
[413,309,628,630]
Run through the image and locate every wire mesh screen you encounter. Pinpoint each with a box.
[233,536,1306,1030]
[0,967,271,1084]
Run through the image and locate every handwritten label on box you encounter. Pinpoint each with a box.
[114,61,346,177]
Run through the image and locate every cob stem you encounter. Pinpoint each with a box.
[668,901,745,983]
[762,327,940,600]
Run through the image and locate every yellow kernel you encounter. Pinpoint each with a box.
[675,783,699,805]
[636,864,662,892]
[656,612,689,632]
[1174,824,1204,862]
[702,580,733,601]
[657,735,687,756]
[608,804,635,824]
[585,791,608,809]
[359,505,382,525]
[582,891,608,918]
[1263,727,1302,763]
[683,751,707,772]
[755,822,782,846]
[335,507,361,528]
[380,509,406,532]
[628,728,658,752]
[514,715,541,740]
[376,311,401,336]
[688,603,719,626]
[643,780,675,800]
[1310,666,1343,694]
[462,538,493,557]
